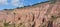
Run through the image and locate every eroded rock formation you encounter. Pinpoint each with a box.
[0,0,60,27]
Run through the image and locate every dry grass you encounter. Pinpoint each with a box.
[0,19,25,27]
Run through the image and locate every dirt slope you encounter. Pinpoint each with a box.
[0,1,60,27]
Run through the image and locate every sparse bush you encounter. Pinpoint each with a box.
[50,15,57,21]
[4,22,10,27]
[42,25,46,27]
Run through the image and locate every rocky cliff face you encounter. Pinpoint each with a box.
[0,1,60,27]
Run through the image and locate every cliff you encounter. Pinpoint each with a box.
[0,1,60,27]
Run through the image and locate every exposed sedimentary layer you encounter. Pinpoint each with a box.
[0,1,60,27]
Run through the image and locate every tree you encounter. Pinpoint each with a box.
[48,0,56,4]
[16,7,20,9]
[4,9,8,10]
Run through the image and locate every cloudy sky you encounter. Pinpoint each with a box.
[0,0,48,10]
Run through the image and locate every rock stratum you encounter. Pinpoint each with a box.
[0,0,60,27]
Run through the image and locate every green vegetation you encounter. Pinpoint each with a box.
[4,22,10,27]
[50,15,58,21]
[16,7,20,9]
[48,0,56,4]
[3,9,14,11]
[4,9,8,10]
[0,18,25,27]
[42,25,46,27]
[3,19,11,27]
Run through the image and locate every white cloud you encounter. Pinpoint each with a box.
[11,0,24,7]
[0,0,8,5]
[0,0,24,7]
